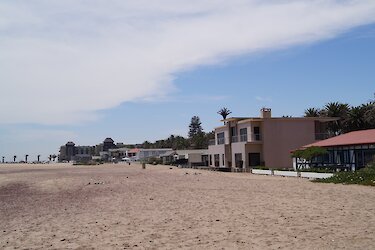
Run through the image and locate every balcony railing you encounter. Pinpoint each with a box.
[251,133,262,141]
[217,137,225,145]
[231,136,238,143]
[240,134,248,142]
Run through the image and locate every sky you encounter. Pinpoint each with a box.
[1,0,375,161]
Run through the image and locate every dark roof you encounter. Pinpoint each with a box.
[103,138,114,143]
[303,129,375,148]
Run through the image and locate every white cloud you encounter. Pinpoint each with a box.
[1,0,375,124]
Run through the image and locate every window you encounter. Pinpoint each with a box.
[240,128,247,142]
[235,153,243,168]
[214,154,220,167]
[217,132,225,145]
[253,126,261,141]
[209,155,212,165]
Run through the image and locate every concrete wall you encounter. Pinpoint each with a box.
[245,144,264,167]
[262,119,316,168]
[231,142,247,168]
[207,144,226,167]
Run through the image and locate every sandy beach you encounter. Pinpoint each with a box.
[0,163,374,249]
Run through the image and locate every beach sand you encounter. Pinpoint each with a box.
[0,163,374,249]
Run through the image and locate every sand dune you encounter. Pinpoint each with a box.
[1,163,374,249]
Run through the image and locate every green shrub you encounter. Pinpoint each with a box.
[314,163,375,186]
[291,146,328,161]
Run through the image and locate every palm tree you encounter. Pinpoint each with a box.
[13,155,17,162]
[304,108,321,117]
[25,154,29,163]
[52,154,57,162]
[48,155,52,162]
[37,155,41,162]
[343,106,366,132]
[322,102,350,135]
[2,156,4,163]
[364,102,375,129]
[217,107,232,124]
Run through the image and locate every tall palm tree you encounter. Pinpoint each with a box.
[304,108,321,117]
[25,154,29,163]
[217,107,232,124]
[37,155,41,162]
[2,156,4,163]
[13,155,17,162]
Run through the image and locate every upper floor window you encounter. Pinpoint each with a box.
[217,132,225,145]
[240,128,247,142]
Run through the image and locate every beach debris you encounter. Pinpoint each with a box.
[185,172,189,175]
[60,239,66,241]
[149,198,154,200]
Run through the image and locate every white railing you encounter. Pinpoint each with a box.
[240,134,248,142]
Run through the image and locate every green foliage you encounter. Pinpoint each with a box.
[304,108,321,117]
[291,146,328,161]
[188,116,203,138]
[304,94,375,134]
[314,163,375,186]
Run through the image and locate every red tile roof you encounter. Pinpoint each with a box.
[128,148,140,153]
[303,129,375,148]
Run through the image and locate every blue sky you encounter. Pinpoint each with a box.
[1,1,375,161]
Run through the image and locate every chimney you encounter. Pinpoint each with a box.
[260,108,271,118]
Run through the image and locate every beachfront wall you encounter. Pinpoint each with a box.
[262,119,316,168]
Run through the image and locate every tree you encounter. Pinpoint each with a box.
[217,107,232,124]
[37,155,41,162]
[2,156,4,163]
[304,108,321,117]
[343,106,366,132]
[322,102,349,134]
[189,116,208,149]
[13,155,17,162]
[291,146,328,162]
[25,154,29,163]
[188,116,203,138]
[364,102,375,129]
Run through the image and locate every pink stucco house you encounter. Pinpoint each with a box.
[208,108,337,170]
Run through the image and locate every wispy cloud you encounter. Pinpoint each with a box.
[1,0,375,124]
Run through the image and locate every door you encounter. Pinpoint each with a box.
[249,153,261,167]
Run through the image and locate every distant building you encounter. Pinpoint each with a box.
[160,149,209,167]
[58,137,119,162]
[103,138,116,152]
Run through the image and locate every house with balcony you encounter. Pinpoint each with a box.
[208,108,338,170]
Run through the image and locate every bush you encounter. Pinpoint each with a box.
[291,146,328,161]
[314,163,375,186]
